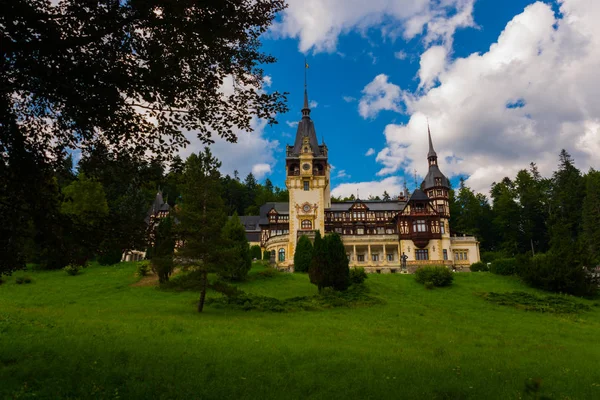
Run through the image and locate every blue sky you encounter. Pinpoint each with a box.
[182,0,600,197]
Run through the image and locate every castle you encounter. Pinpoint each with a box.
[241,87,481,273]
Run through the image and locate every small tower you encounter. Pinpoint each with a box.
[285,85,330,264]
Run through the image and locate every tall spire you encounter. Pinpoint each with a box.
[427,121,437,161]
[302,59,311,119]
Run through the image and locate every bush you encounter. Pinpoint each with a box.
[23,276,32,284]
[349,267,368,285]
[96,247,123,266]
[490,258,518,275]
[249,245,262,261]
[137,260,150,277]
[263,250,271,262]
[64,264,82,276]
[414,266,453,287]
[294,235,313,273]
[219,213,252,281]
[256,268,279,278]
[15,276,25,284]
[519,253,598,297]
[481,251,503,264]
[424,281,435,290]
[470,261,489,272]
[480,291,591,314]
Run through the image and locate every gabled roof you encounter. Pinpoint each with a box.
[328,201,406,212]
[238,216,261,232]
[259,202,289,225]
[409,188,430,202]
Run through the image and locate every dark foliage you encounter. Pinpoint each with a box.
[470,261,489,272]
[249,245,262,261]
[219,213,252,281]
[309,231,326,291]
[349,267,368,285]
[490,258,518,276]
[150,217,175,284]
[263,250,271,261]
[480,291,591,314]
[414,266,454,287]
[519,253,598,297]
[293,235,313,273]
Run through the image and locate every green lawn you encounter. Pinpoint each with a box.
[1,263,599,399]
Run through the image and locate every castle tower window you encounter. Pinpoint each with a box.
[443,249,448,260]
[440,221,445,234]
[303,180,310,191]
[278,248,285,261]
[415,249,429,260]
[437,204,445,213]
[435,178,442,186]
[301,220,312,230]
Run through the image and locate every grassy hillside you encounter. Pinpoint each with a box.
[1,263,599,399]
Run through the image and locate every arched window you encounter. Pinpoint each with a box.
[278,248,285,262]
[301,220,312,230]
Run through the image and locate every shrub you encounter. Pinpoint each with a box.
[424,281,435,290]
[294,235,313,273]
[349,267,368,285]
[257,268,279,278]
[64,264,82,276]
[480,291,591,314]
[136,260,150,277]
[470,261,489,272]
[23,277,32,284]
[15,276,25,284]
[490,258,518,275]
[414,266,453,287]
[249,245,262,261]
[219,213,252,281]
[519,253,598,297]
[263,250,271,262]
[96,248,123,266]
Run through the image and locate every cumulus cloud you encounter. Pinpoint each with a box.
[374,0,600,194]
[309,100,319,108]
[343,96,357,102]
[271,0,476,53]
[180,117,280,180]
[394,51,408,60]
[365,148,376,156]
[286,120,299,127]
[358,74,403,119]
[332,177,403,199]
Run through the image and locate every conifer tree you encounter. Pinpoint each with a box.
[151,216,176,284]
[294,235,313,273]
[309,231,326,292]
[220,213,252,281]
[176,148,226,312]
[323,233,350,291]
[582,169,600,264]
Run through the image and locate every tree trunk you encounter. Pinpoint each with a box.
[198,269,207,313]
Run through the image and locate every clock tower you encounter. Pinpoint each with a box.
[285,86,330,264]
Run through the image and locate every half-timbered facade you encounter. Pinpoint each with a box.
[244,89,480,272]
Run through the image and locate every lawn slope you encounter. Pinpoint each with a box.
[1,264,599,399]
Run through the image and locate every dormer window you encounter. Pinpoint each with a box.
[435,178,442,186]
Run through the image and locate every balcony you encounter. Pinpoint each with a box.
[451,236,478,242]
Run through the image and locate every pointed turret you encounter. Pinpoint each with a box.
[421,125,449,190]
[301,88,311,119]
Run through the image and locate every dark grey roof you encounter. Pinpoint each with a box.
[288,89,325,157]
[246,232,260,243]
[421,164,450,190]
[328,201,406,212]
[259,202,289,225]
[409,188,430,202]
[238,216,261,231]
[427,125,437,159]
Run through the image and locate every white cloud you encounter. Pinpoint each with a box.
[271,0,476,53]
[343,96,357,102]
[309,100,319,108]
[332,177,403,199]
[286,120,299,127]
[180,117,279,180]
[336,169,350,179]
[365,148,376,156]
[358,74,403,119]
[374,0,600,194]
[394,51,408,60]
[417,45,447,90]
[252,163,272,180]
[263,75,273,88]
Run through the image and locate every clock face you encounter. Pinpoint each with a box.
[302,163,311,171]
[303,204,311,212]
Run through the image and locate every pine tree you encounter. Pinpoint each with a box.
[582,169,600,264]
[309,231,326,292]
[490,177,520,255]
[176,148,227,312]
[294,235,313,273]
[220,213,252,281]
